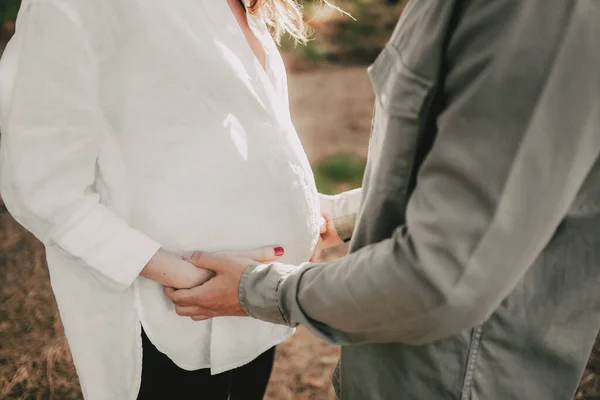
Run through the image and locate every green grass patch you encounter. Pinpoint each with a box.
[313,153,366,194]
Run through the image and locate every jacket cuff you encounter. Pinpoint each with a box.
[333,214,356,243]
[239,262,298,326]
[52,202,161,288]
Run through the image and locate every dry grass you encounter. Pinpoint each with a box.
[0,205,81,399]
[266,327,340,400]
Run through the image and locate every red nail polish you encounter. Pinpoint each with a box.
[274,246,284,256]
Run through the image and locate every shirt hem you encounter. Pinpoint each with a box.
[163,329,294,374]
[210,329,294,375]
[134,280,294,375]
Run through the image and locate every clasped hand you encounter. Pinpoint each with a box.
[163,211,343,321]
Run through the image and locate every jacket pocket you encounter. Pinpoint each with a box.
[368,45,432,118]
[365,45,433,195]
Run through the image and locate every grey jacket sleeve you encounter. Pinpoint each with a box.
[239,1,600,345]
[319,189,362,242]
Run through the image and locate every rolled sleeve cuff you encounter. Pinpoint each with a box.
[53,203,161,288]
[239,262,299,326]
[320,189,362,242]
[333,214,356,242]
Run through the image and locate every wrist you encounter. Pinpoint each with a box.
[140,248,169,283]
[141,249,194,288]
[176,261,214,289]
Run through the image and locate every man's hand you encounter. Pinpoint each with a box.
[311,211,344,262]
[320,211,343,249]
[310,214,327,262]
[164,246,284,321]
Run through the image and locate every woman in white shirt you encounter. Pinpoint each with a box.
[0,0,346,398]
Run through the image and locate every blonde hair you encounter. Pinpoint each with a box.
[248,0,309,43]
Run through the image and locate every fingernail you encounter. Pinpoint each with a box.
[274,246,285,257]
[183,253,191,261]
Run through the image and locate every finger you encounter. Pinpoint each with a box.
[319,215,327,233]
[184,251,230,273]
[194,268,216,285]
[310,252,318,262]
[191,315,211,321]
[163,286,197,306]
[310,249,321,262]
[310,239,323,262]
[163,286,179,302]
[218,246,285,263]
[175,305,207,317]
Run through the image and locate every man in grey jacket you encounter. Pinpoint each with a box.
[165,0,600,398]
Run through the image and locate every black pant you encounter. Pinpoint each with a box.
[138,330,275,400]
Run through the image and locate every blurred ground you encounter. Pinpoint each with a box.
[288,65,373,163]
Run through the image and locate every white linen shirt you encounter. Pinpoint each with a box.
[0,1,321,398]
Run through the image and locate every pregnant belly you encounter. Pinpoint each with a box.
[129,161,321,265]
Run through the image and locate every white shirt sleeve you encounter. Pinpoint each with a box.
[0,1,161,288]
